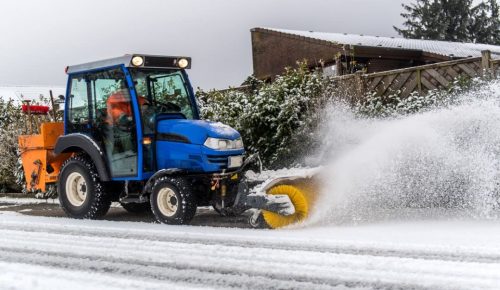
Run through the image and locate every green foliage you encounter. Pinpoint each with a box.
[356,90,448,118]
[355,76,480,118]
[198,63,328,168]
[395,0,500,45]
[470,0,500,44]
[0,99,26,192]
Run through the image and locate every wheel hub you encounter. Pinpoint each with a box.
[157,188,178,217]
[65,172,87,207]
[170,196,177,206]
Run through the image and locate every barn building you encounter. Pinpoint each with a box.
[251,27,500,80]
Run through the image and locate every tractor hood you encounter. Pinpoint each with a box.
[156,119,241,144]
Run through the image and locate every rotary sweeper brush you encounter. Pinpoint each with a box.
[18,54,320,229]
[243,168,321,228]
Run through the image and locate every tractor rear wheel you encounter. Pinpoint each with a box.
[150,176,197,225]
[58,155,111,219]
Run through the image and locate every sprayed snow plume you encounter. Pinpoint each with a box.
[307,79,500,225]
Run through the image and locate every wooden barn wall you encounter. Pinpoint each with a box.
[251,30,342,80]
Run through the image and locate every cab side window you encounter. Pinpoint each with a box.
[67,76,90,133]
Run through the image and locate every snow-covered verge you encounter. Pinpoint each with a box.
[0,196,58,205]
[1,211,500,289]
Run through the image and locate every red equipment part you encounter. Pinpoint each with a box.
[22,105,50,115]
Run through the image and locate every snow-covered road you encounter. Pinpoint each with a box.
[1,211,500,289]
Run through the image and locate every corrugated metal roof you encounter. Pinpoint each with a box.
[263,28,500,58]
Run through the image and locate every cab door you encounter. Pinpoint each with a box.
[66,67,140,178]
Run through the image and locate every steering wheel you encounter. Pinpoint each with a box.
[155,100,181,113]
[142,106,157,132]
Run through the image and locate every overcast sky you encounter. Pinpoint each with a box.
[0,0,410,90]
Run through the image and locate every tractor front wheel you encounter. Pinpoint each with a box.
[150,176,197,225]
[58,155,111,219]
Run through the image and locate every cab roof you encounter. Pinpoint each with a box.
[66,54,191,74]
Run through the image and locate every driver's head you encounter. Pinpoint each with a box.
[139,97,151,113]
[138,96,150,106]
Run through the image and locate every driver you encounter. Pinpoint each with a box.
[106,81,148,128]
[104,82,150,156]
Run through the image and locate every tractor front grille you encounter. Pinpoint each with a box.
[207,155,230,169]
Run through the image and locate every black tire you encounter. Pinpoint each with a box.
[248,210,269,229]
[150,176,197,225]
[121,202,151,214]
[58,155,111,219]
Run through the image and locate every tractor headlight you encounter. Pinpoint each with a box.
[177,58,189,69]
[234,138,243,149]
[131,56,144,67]
[204,137,244,150]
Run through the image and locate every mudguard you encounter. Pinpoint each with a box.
[54,133,111,181]
[143,168,185,194]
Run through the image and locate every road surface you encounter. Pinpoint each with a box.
[1,197,500,289]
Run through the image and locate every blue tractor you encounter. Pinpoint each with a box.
[52,54,298,225]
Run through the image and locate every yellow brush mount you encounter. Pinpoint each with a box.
[258,176,318,229]
[262,185,309,228]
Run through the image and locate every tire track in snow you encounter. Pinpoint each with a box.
[0,261,196,290]
[0,246,404,290]
[1,221,500,264]
[0,229,432,289]
[1,226,500,289]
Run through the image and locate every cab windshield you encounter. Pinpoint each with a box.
[130,69,196,131]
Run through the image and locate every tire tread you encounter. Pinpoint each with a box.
[58,154,111,219]
[150,176,197,224]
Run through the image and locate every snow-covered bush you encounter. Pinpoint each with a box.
[355,76,481,118]
[199,63,328,168]
[0,99,26,192]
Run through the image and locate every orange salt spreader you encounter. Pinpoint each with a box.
[18,122,71,192]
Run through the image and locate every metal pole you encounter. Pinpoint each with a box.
[49,90,57,121]
[24,99,33,134]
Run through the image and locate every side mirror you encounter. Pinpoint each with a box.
[58,95,65,101]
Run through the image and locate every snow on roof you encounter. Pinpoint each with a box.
[0,85,65,104]
[261,28,500,58]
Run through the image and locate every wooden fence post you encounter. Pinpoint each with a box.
[416,69,422,95]
[481,50,492,77]
[354,71,366,99]
[335,55,342,76]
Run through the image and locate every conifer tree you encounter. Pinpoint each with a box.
[395,0,500,45]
